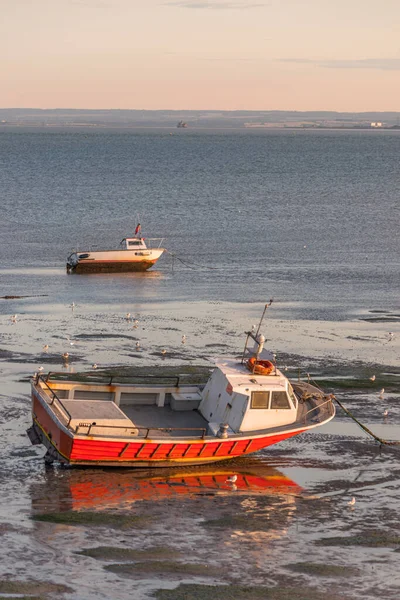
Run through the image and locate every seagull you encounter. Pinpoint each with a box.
[132,319,139,328]
[11,314,17,323]
[379,388,385,399]
[226,475,237,484]
[135,341,140,349]
[70,302,75,310]
[43,344,49,353]
[38,366,44,372]
[348,497,356,506]
[126,313,131,321]
[251,324,256,333]
[161,349,167,355]
[369,375,376,382]
[383,409,389,417]
[388,332,394,341]
[181,335,186,344]
[92,363,98,369]
[62,352,69,361]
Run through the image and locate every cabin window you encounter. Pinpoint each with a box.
[288,384,297,408]
[270,391,291,409]
[128,241,142,246]
[251,391,270,409]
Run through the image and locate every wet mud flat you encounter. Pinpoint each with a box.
[20,433,400,600]
[0,300,399,599]
[2,376,400,600]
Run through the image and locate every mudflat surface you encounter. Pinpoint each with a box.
[0,298,399,600]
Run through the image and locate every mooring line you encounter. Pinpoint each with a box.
[307,376,400,448]
[332,394,400,447]
[164,249,219,270]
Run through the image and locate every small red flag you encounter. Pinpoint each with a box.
[134,223,141,236]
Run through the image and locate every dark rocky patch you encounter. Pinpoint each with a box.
[151,583,349,600]
[286,562,360,577]
[77,545,182,560]
[316,531,400,548]
[0,580,72,596]
[105,560,219,577]
[32,511,151,528]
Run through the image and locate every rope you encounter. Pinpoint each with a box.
[331,394,400,447]
[305,376,400,447]
[164,249,219,270]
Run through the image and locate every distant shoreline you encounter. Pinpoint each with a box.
[1,123,399,133]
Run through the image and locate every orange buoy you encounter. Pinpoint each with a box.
[247,357,274,376]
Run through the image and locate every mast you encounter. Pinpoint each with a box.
[241,299,273,363]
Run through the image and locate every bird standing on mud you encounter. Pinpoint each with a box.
[226,475,237,484]
[181,335,186,344]
[379,388,385,399]
[369,375,375,382]
[348,497,356,507]
[43,344,49,353]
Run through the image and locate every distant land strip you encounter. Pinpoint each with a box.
[1,109,400,131]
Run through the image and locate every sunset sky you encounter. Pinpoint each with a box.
[1,0,399,111]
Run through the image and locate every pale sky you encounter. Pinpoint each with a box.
[1,0,399,110]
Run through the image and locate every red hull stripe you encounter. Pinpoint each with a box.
[69,430,305,463]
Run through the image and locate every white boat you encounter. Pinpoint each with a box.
[27,304,335,468]
[66,236,165,273]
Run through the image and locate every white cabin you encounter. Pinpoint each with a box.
[198,359,298,433]
[121,238,148,250]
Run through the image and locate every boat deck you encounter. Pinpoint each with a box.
[122,404,209,437]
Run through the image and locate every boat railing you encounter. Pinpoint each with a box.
[302,395,335,425]
[144,238,165,249]
[45,372,192,388]
[75,423,207,439]
[36,375,73,427]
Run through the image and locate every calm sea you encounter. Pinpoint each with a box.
[0,128,400,600]
[0,128,399,321]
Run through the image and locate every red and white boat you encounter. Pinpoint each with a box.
[66,235,165,273]
[27,306,335,467]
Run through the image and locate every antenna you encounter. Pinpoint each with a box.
[241,299,273,363]
[255,298,273,339]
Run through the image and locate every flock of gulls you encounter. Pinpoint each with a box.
[10,304,189,374]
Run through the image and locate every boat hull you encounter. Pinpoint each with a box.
[67,248,164,273]
[29,390,308,467]
[29,417,306,467]
[70,260,158,273]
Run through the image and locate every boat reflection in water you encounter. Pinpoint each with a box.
[30,458,301,512]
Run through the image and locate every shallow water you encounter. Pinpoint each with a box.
[0,130,399,599]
